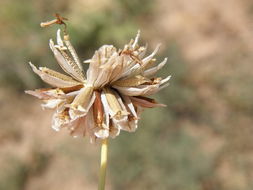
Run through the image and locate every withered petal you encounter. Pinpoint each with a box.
[29,62,82,88]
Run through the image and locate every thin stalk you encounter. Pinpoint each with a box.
[98,138,108,190]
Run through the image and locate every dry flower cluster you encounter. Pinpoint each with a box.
[26,29,170,143]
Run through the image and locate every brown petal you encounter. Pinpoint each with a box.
[93,91,104,126]
[130,96,166,108]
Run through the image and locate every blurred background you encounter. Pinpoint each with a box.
[1,0,253,189]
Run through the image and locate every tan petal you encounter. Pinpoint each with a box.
[85,108,98,143]
[42,99,65,109]
[132,30,140,49]
[94,124,110,139]
[86,51,100,85]
[69,86,95,119]
[143,58,168,77]
[52,108,70,131]
[109,121,120,138]
[25,88,65,99]
[49,39,85,82]
[143,76,171,96]
[108,56,125,83]
[121,95,138,118]
[112,116,138,132]
[87,45,117,86]
[114,76,171,96]
[62,32,83,73]
[93,91,104,126]
[112,75,151,87]
[29,62,82,88]
[141,44,161,67]
[68,116,87,138]
[113,84,159,96]
[130,96,166,108]
[102,88,128,118]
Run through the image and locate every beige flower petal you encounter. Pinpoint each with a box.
[87,45,117,87]
[101,88,128,118]
[69,116,87,138]
[143,76,171,96]
[114,75,171,96]
[113,84,159,96]
[86,51,100,85]
[49,39,85,82]
[109,121,120,138]
[29,62,82,88]
[62,32,83,73]
[69,86,95,119]
[143,58,168,77]
[108,56,125,83]
[25,88,65,99]
[132,30,140,49]
[130,96,166,108]
[52,108,70,131]
[121,95,138,118]
[94,124,110,139]
[142,44,161,67]
[42,99,65,109]
[85,108,98,143]
[112,75,151,87]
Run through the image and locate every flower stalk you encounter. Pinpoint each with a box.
[98,138,109,190]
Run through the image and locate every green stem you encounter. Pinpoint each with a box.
[98,138,108,190]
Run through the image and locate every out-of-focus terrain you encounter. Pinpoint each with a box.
[0,0,253,189]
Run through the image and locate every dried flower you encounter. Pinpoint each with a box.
[26,28,170,143]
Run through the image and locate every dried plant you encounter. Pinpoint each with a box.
[25,14,170,190]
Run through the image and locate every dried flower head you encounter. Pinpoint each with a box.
[26,22,170,143]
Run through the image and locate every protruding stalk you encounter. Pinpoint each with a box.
[98,138,108,190]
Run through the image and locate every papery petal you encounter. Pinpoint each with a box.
[112,75,151,87]
[29,62,82,88]
[85,108,98,143]
[52,109,70,131]
[69,86,95,119]
[108,56,125,83]
[86,51,100,85]
[114,75,171,96]
[132,30,140,49]
[130,96,166,108]
[62,33,84,73]
[49,39,85,82]
[143,58,168,77]
[93,91,105,126]
[94,124,110,139]
[68,116,87,138]
[109,121,120,138]
[141,44,161,67]
[112,116,138,132]
[25,88,65,99]
[121,95,138,118]
[113,84,159,96]
[42,99,65,109]
[143,76,171,96]
[56,29,65,47]
[87,45,117,87]
[101,88,128,118]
